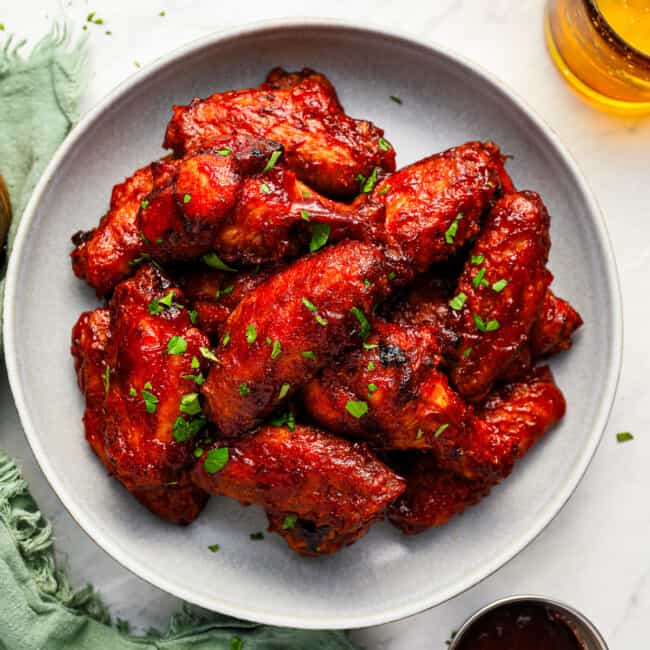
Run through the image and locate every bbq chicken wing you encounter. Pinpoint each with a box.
[191,424,405,555]
[201,240,391,436]
[164,68,396,197]
[448,191,552,401]
[71,264,212,523]
[71,164,153,297]
[365,141,514,275]
[388,366,566,534]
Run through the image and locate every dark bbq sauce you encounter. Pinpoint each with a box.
[455,603,585,650]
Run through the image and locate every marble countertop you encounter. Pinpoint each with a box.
[2,1,649,647]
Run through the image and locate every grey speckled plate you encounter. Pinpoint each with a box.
[3,20,622,629]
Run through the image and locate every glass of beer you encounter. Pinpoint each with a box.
[545,0,650,113]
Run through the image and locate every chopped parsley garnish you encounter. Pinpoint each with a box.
[416,428,424,440]
[249,532,265,541]
[265,336,272,345]
[148,290,177,314]
[216,146,232,156]
[129,253,152,268]
[345,400,368,418]
[377,184,390,195]
[144,381,152,390]
[390,95,402,105]
[367,383,378,394]
[238,383,250,396]
[302,297,317,311]
[315,314,328,326]
[194,447,203,458]
[463,347,473,358]
[159,10,166,16]
[485,180,494,188]
[616,432,634,443]
[222,332,231,347]
[351,306,370,340]
[183,193,192,204]
[301,351,316,360]
[134,61,141,69]
[361,167,379,193]
[367,360,376,371]
[141,389,159,414]
[271,340,282,359]
[363,342,378,350]
[262,150,282,173]
[282,514,298,530]
[191,356,200,369]
[309,223,330,252]
[188,309,198,324]
[300,210,310,222]
[245,324,257,344]
[472,267,488,289]
[492,279,508,293]
[141,199,149,209]
[208,544,220,552]
[449,292,467,311]
[215,285,234,300]
[364,278,372,287]
[434,423,450,438]
[204,447,229,473]
[182,373,205,386]
[378,137,391,152]
[172,416,206,442]
[444,213,463,245]
[278,383,290,400]
[102,366,111,396]
[473,314,500,332]
[271,410,296,431]
[388,271,396,281]
[179,393,201,416]
[260,182,271,194]
[471,254,485,265]
[129,386,137,397]
[302,190,311,199]
[200,346,219,362]
[167,335,187,355]
[202,251,237,272]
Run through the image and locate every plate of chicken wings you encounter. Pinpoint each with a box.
[4,22,621,628]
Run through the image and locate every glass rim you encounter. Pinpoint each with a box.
[585,0,650,65]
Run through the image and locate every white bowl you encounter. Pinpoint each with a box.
[3,20,622,629]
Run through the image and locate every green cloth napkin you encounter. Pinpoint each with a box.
[0,25,359,650]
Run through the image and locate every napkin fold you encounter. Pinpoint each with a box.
[0,24,359,650]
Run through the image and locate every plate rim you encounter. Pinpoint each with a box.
[2,17,623,629]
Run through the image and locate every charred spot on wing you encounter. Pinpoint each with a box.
[71,229,94,246]
[379,343,408,367]
[295,519,331,553]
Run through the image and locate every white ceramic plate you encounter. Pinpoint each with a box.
[4,20,622,629]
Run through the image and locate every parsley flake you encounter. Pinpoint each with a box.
[215,285,234,300]
[172,416,206,442]
[302,297,317,312]
[217,146,232,156]
[492,279,508,293]
[282,514,298,530]
[463,347,473,358]
[449,292,467,311]
[245,324,257,344]
[183,193,192,204]
[361,167,379,193]
[434,423,450,438]
[260,182,271,194]
[473,267,488,289]
[367,360,376,371]
[202,251,237,272]
[129,386,137,397]
[390,95,402,105]
[301,351,316,360]
[208,544,220,552]
[471,254,485,265]
[271,340,282,359]
[141,199,149,210]
[167,335,187,355]
[179,393,201,416]
[351,306,371,340]
[300,209,310,221]
[445,213,463,245]
[368,383,378,394]
[191,356,200,369]
[271,410,296,431]
[278,383,290,400]
[473,314,500,332]
[416,428,424,440]
[345,400,368,418]
[249,532,265,541]
[200,346,219,362]
[617,432,634,443]
[204,447,229,473]
[222,332,231,347]
[262,150,282,173]
[239,383,250,395]
[141,389,159,414]
[309,223,330,252]
[378,137,391,152]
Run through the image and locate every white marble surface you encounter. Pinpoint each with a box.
[1,0,649,647]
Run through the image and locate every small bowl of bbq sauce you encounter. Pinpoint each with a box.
[449,595,608,650]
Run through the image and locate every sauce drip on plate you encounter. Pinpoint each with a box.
[455,602,585,650]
